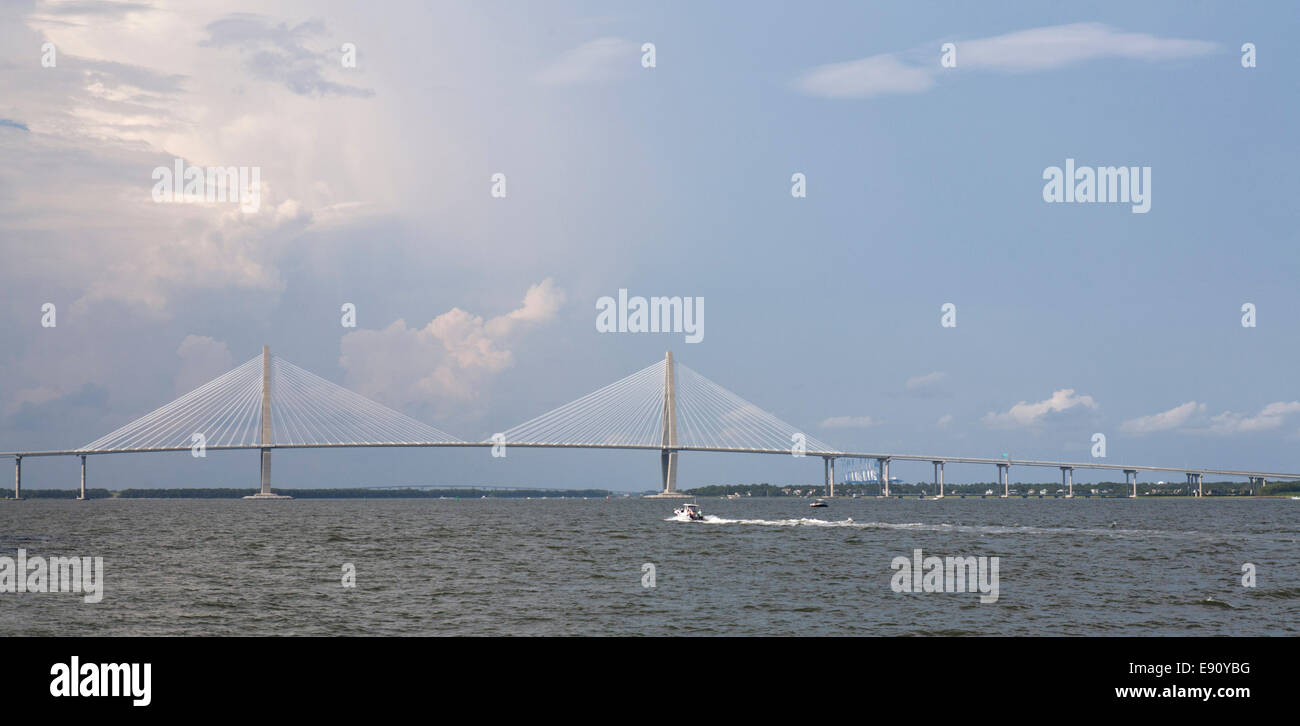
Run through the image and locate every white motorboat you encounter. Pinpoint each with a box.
[674,502,706,521]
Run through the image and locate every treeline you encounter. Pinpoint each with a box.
[8,489,114,499]
[1260,480,1300,496]
[120,488,612,499]
[10,488,614,499]
[685,481,1287,497]
[686,484,791,497]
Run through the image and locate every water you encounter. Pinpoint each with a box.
[2,497,1297,636]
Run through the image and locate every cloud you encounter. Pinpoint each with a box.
[174,335,234,395]
[0,119,30,132]
[1120,400,1300,435]
[1120,401,1205,435]
[339,279,565,413]
[936,414,953,428]
[820,415,878,429]
[33,2,155,20]
[959,23,1219,71]
[904,371,948,396]
[201,13,373,98]
[796,23,1218,99]
[1208,402,1300,435]
[10,383,110,431]
[797,53,935,99]
[983,388,1098,428]
[535,37,637,86]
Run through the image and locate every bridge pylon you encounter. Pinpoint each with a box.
[244,346,292,500]
[647,350,689,498]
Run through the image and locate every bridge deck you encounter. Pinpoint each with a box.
[1,442,1296,480]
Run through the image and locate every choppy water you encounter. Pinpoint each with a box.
[2,497,1297,635]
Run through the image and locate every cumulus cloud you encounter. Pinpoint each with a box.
[1207,402,1300,435]
[796,23,1218,99]
[535,37,638,86]
[1120,400,1300,435]
[339,279,565,412]
[936,414,953,428]
[1120,401,1205,435]
[0,9,320,315]
[982,388,1098,428]
[820,415,878,429]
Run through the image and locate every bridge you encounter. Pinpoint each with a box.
[2,348,1296,500]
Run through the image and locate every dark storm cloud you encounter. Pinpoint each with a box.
[200,13,373,98]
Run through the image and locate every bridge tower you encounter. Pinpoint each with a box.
[648,350,689,498]
[244,346,291,500]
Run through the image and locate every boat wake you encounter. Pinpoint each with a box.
[663,516,1220,539]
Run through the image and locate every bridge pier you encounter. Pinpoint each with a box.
[998,463,1009,497]
[933,461,944,498]
[824,456,836,497]
[77,454,86,501]
[877,457,890,497]
[1125,469,1138,498]
[1061,466,1073,498]
[12,456,20,500]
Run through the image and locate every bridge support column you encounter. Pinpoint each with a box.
[998,463,1009,498]
[1125,469,1138,498]
[13,456,20,500]
[933,461,944,498]
[244,345,291,500]
[825,457,835,498]
[1185,473,1195,497]
[660,450,678,493]
[647,351,688,498]
[876,458,890,497]
[1195,473,1203,497]
[260,448,272,495]
[77,455,86,501]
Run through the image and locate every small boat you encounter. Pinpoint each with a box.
[674,502,706,521]
[809,499,829,508]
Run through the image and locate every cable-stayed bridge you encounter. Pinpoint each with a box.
[2,348,1296,500]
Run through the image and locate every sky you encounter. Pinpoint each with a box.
[1,1,1297,491]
